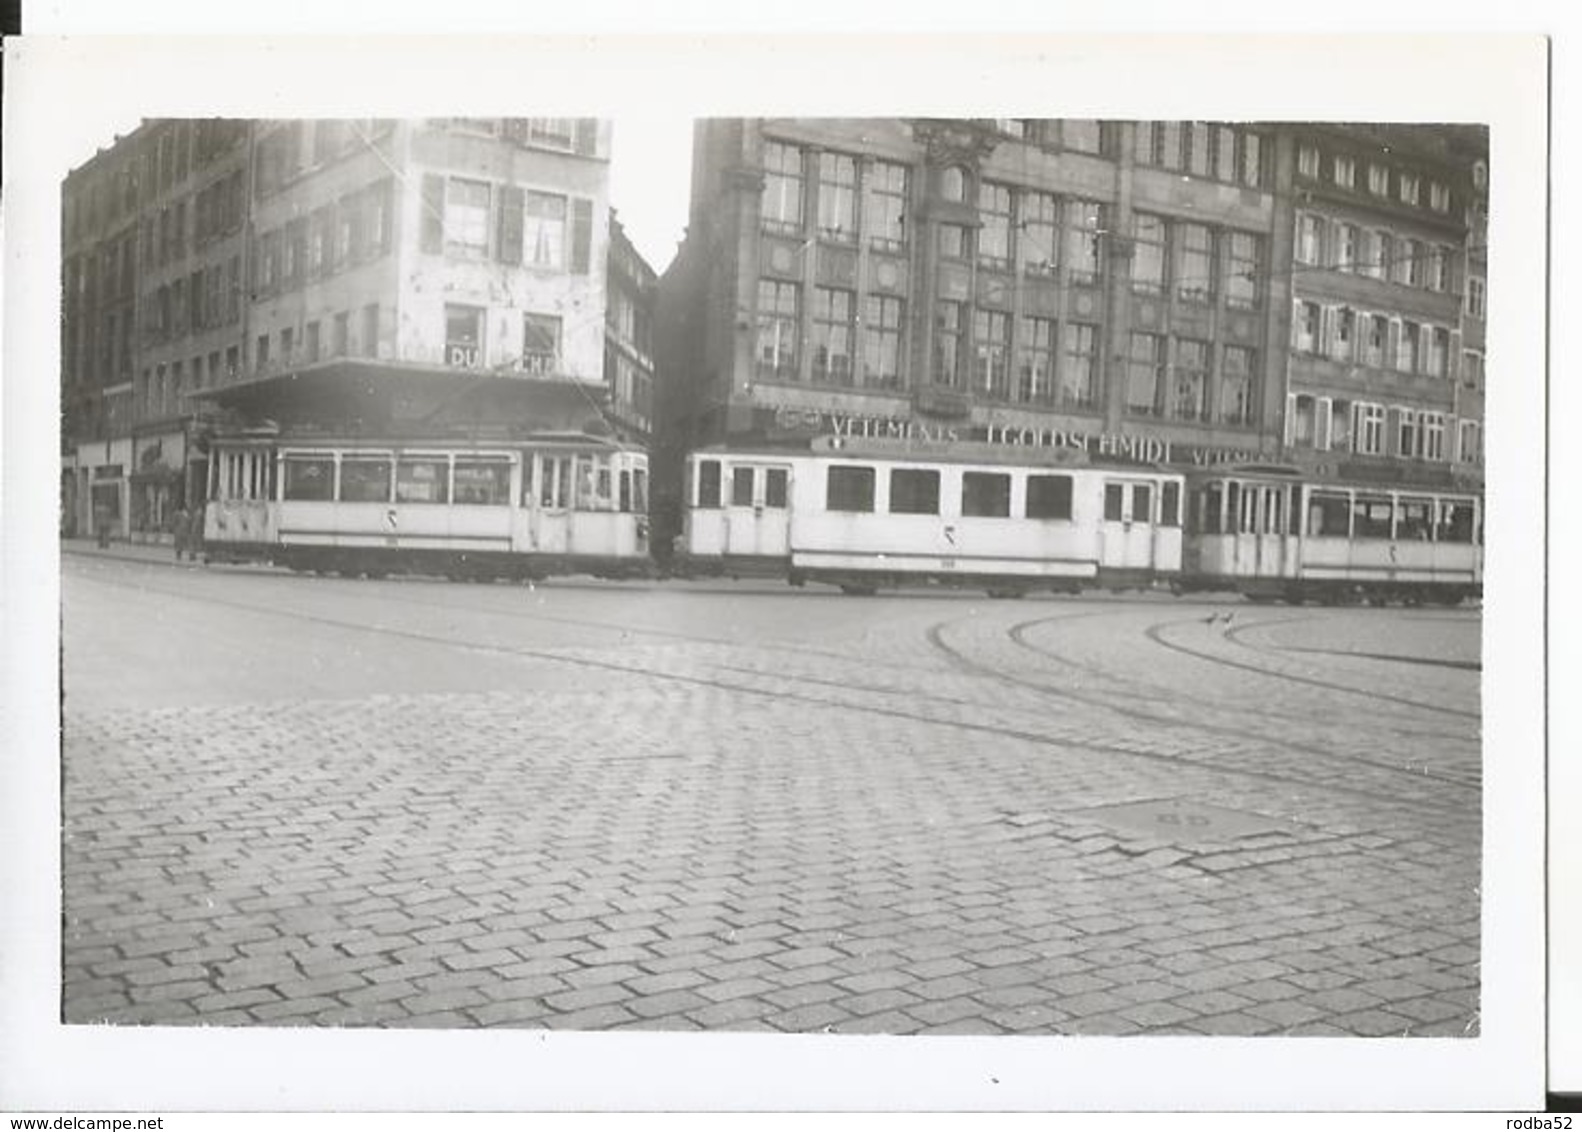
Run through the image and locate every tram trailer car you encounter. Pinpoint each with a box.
[680,442,1185,596]
[1176,466,1482,606]
[202,433,652,581]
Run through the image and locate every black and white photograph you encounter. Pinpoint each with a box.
[0,30,1554,1113]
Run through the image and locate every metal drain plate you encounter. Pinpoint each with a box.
[1072,797,1298,845]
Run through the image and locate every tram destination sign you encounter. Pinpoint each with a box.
[764,405,1267,468]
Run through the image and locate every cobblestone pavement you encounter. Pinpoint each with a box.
[61,552,1481,1035]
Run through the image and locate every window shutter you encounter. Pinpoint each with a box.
[1319,306,1335,357]
[1316,396,1333,450]
[574,119,599,156]
[1284,393,1297,446]
[420,174,445,254]
[1387,319,1402,370]
[1448,330,1462,380]
[1420,324,1433,375]
[497,184,524,266]
[1385,407,1404,457]
[1290,299,1303,348]
[571,198,593,274]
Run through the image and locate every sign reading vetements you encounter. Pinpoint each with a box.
[766,405,1266,468]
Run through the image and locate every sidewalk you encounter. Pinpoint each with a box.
[61,537,219,569]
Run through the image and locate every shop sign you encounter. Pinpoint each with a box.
[767,405,1264,467]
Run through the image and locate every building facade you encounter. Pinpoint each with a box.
[655,118,1487,525]
[605,213,657,439]
[62,117,653,541]
[1280,124,1488,488]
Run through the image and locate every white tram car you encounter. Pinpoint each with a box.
[203,432,651,580]
[1177,466,1482,605]
[680,440,1185,595]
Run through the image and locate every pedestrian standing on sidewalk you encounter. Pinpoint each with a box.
[186,502,206,564]
[172,504,190,561]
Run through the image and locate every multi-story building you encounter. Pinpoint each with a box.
[1280,124,1487,490]
[61,117,640,541]
[655,118,1488,525]
[604,212,657,439]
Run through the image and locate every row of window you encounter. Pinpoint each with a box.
[1193,481,1478,543]
[1129,122,1266,187]
[1125,335,1257,425]
[1292,301,1456,379]
[1288,395,1481,463]
[193,171,247,251]
[604,350,654,433]
[435,118,598,155]
[1294,211,1462,293]
[1129,215,1263,308]
[138,346,243,420]
[142,256,243,343]
[442,305,563,374]
[1295,142,1462,214]
[278,451,647,512]
[254,120,395,199]
[418,174,595,273]
[66,120,249,241]
[253,179,395,297]
[819,465,1182,526]
[66,233,138,312]
[761,141,910,248]
[253,304,381,371]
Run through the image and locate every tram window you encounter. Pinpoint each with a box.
[521,458,535,506]
[1308,492,1350,537]
[541,456,571,509]
[619,470,632,512]
[1263,489,1283,535]
[283,456,334,501]
[1132,483,1152,524]
[1352,496,1393,539]
[1160,482,1181,527]
[697,460,721,508]
[1026,474,1073,520]
[573,455,613,511]
[634,468,649,514]
[731,466,754,507]
[1237,484,1257,534]
[1439,500,1476,543]
[827,465,876,512]
[765,468,788,508]
[396,458,450,504]
[339,458,392,503]
[1397,498,1433,541]
[889,468,940,515]
[1289,491,1305,536]
[961,472,1011,518]
[1104,483,1124,521]
[454,460,511,505]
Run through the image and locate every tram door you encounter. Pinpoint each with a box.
[520,453,573,553]
[1098,479,1157,570]
[1234,482,1293,578]
[722,463,792,558]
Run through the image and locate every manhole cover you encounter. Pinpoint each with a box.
[1071,797,1298,845]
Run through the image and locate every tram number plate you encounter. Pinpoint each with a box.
[941,557,957,570]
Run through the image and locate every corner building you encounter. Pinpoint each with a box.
[62,118,652,541]
[655,118,1487,519]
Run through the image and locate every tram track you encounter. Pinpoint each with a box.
[1005,614,1471,746]
[1146,615,1481,721]
[68,561,1479,817]
[923,614,1481,797]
